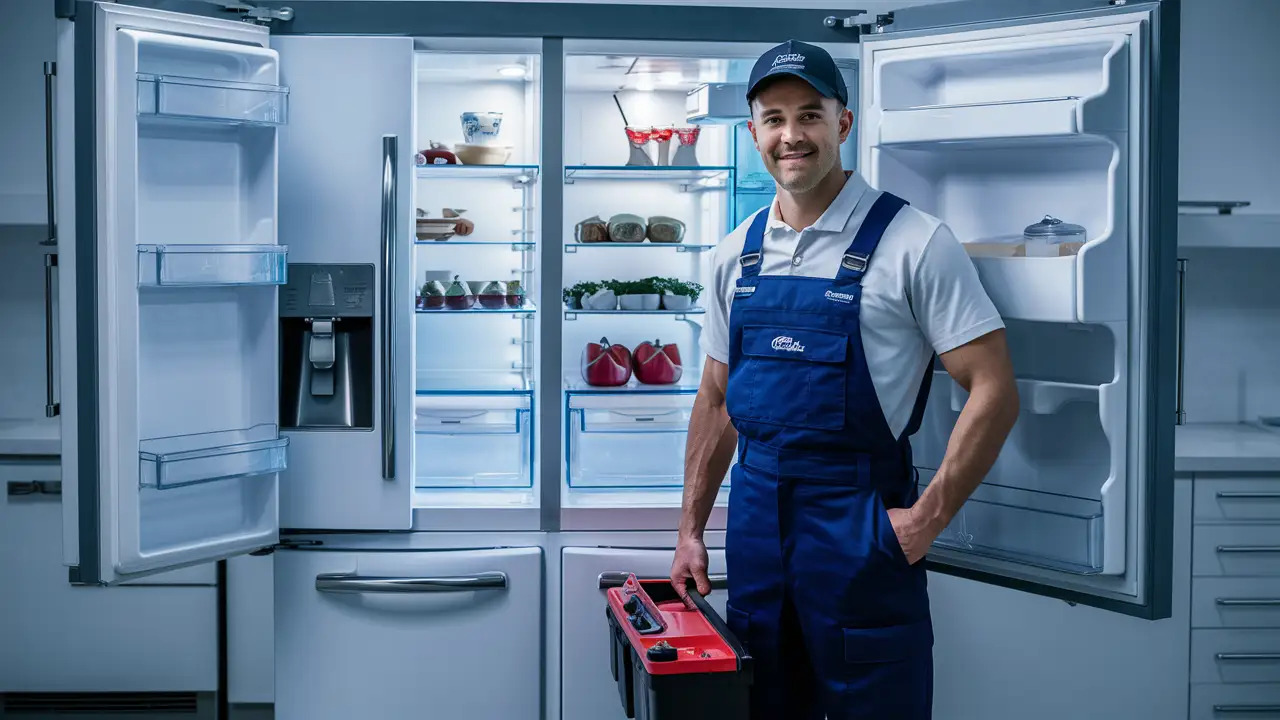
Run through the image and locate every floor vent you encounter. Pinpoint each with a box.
[1,692,201,715]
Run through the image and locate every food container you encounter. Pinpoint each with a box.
[420,280,446,310]
[647,216,685,244]
[445,275,475,310]
[575,215,611,244]
[1023,215,1086,257]
[460,111,503,145]
[417,142,457,166]
[625,127,654,167]
[671,127,701,167]
[605,575,751,720]
[651,126,674,166]
[609,213,647,243]
[455,143,512,166]
[477,280,508,309]
[582,337,633,387]
[505,280,526,308]
[633,340,683,385]
[416,218,458,241]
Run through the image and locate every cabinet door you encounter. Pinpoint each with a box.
[561,546,728,720]
[274,545,541,720]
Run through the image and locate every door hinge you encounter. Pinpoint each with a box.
[824,11,894,35]
[249,538,322,556]
[220,2,294,24]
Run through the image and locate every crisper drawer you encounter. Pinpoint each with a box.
[1195,524,1280,577]
[413,394,533,489]
[1193,577,1280,629]
[1191,684,1280,720]
[567,394,700,489]
[1192,629,1280,684]
[1196,477,1280,522]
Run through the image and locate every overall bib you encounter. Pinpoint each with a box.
[723,192,934,720]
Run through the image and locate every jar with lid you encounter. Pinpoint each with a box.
[1023,215,1086,257]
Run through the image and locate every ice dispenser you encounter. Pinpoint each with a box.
[280,264,375,429]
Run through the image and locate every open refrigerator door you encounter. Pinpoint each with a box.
[858,0,1178,618]
[63,3,288,584]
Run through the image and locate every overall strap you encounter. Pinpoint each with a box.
[737,208,771,279]
[835,192,908,284]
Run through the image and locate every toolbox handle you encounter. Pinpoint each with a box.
[598,571,728,590]
[685,583,753,674]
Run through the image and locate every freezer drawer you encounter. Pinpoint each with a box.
[274,545,542,720]
[1195,477,1280,522]
[414,394,533,489]
[561,546,728,720]
[1193,577,1280,629]
[1190,684,1280,720]
[1191,629,1280,685]
[567,394,710,490]
[1194,524,1280,577]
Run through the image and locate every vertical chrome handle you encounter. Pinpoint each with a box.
[380,135,397,480]
[44,254,59,417]
[42,62,56,247]
[1175,257,1187,425]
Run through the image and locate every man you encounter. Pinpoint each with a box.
[669,40,1020,719]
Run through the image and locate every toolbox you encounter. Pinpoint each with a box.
[605,574,752,719]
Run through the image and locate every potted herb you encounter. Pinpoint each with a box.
[618,277,662,311]
[661,280,703,311]
[580,280,616,310]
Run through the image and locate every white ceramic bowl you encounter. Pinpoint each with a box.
[455,143,512,166]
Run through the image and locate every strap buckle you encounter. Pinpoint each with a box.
[739,252,762,268]
[841,252,869,273]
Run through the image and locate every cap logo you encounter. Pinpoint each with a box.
[773,53,806,66]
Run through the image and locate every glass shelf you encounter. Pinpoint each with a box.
[565,165,734,180]
[564,242,715,253]
[564,308,704,320]
[564,374,701,395]
[416,303,537,316]
[415,240,536,249]
[137,244,288,287]
[139,424,288,491]
[416,165,539,180]
[137,74,289,126]
[416,370,534,396]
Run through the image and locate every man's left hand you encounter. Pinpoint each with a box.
[886,507,938,565]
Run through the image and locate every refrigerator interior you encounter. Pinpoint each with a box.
[411,42,542,508]
[109,21,288,575]
[859,18,1146,597]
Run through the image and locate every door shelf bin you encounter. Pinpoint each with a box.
[414,394,533,489]
[137,244,288,287]
[924,479,1104,575]
[137,73,289,126]
[566,393,705,489]
[139,423,288,490]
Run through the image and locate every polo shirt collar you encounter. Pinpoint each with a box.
[765,171,870,235]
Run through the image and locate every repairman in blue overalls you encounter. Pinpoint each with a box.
[671,40,1022,720]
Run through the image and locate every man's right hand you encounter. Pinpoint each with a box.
[670,535,712,601]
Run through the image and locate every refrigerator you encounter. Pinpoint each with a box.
[50,0,1178,718]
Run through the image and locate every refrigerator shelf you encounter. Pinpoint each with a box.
[564,308,705,320]
[876,97,1124,147]
[415,240,536,249]
[415,303,536,316]
[414,394,534,490]
[564,376,701,395]
[136,244,288,287]
[139,424,288,491]
[923,478,1104,575]
[563,242,715,253]
[416,165,540,181]
[938,372,1102,415]
[564,166,733,190]
[416,370,534,396]
[136,73,289,126]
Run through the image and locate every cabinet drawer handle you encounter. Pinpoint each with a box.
[1217,598,1280,607]
[1213,706,1280,715]
[315,571,506,594]
[1216,653,1280,661]
[1218,546,1280,554]
[1217,492,1280,500]
[7,481,61,496]
[597,571,728,591]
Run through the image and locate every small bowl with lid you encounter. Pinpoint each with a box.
[1023,215,1086,257]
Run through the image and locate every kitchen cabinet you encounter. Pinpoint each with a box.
[0,456,217,696]
[0,0,55,227]
[227,553,275,706]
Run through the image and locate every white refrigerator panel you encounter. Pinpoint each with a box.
[272,36,415,531]
[68,3,286,584]
[560,546,728,720]
[274,545,542,720]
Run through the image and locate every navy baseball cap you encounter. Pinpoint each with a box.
[746,40,848,108]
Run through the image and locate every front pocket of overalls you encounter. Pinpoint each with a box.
[737,325,848,430]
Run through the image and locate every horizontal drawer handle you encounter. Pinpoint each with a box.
[1216,491,1280,500]
[1217,653,1280,661]
[6,481,61,496]
[597,571,728,591]
[1217,598,1280,607]
[1218,546,1280,554]
[1213,706,1280,714]
[315,571,507,594]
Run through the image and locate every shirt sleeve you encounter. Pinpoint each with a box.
[910,222,1005,356]
[700,244,736,365]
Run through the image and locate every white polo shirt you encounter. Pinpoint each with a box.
[702,172,1005,439]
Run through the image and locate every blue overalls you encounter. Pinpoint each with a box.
[724,191,935,720]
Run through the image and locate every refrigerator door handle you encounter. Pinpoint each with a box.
[597,571,729,591]
[1215,653,1280,662]
[1216,492,1280,500]
[43,253,59,418]
[1216,546,1280,554]
[1175,257,1187,425]
[379,135,397,480]
[315,571,507,594]
[42,61,56,247]
[1216,598,1280,607]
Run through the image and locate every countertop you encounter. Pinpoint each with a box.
[1175,422,1280,473]
[0,417,61,456]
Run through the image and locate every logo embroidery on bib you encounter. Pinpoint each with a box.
[734,285,756,298]
[771,336,806,353]
[824,289,856,304]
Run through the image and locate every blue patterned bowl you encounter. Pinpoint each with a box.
[461,111,503,145]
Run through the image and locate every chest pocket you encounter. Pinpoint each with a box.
[728,324,849,431]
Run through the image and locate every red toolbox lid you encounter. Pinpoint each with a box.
[606,575,744,677]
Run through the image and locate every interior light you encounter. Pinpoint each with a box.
[498,65,527,78]
[658,71,683,86]
[635,77,656,93]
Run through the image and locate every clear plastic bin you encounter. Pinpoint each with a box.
[414,394,533,489]
[139,423,288,490]
[137,73,289,126]
[137,244,288,287]
[566,393,703,489]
